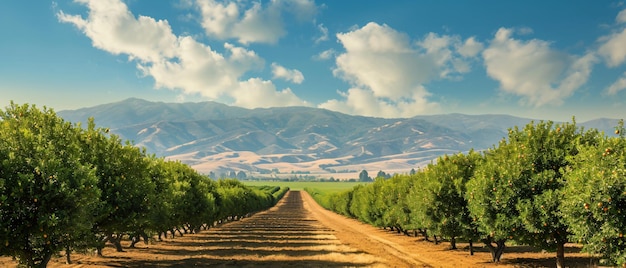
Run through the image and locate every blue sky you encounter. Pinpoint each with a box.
[1,0,626,121]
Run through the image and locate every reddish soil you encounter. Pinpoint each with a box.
[1,190,599,267]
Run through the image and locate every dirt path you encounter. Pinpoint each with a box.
[0,190,598,267]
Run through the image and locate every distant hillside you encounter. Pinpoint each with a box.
[58,98,621,178]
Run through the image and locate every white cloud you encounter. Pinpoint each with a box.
[334,22,436,101]
[57,0,178,62]
[606,72,626,95]
[517,27,534,35]
[323,22,480,118]
[138,39,262,99]
[233,78,309,108]
[271,63,304,84]
[318,87,439,118]
[598,30,626,67]
[417,32,481,78]
[617,8,626,23]
[315,23,329,43]
[483,27,596,107]
[59,0,308,109]
[598,9,626,67]
[314,49,335,60]
[196,0,317,45]
[457,36,484,58]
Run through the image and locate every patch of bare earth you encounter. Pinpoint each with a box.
[1,190,599,267]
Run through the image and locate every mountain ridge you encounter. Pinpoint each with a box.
[57,98,621,178]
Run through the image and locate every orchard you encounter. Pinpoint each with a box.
[0,103,287,268]
[315,119,626,268]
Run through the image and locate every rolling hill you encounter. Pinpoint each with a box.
[58,98,620,178]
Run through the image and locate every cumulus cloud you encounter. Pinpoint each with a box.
[606,72,626,95]
[417,32,482,78]
[483,27,596,107]
[333,22,434,101]
[598,9,626,67]
[138,40,263,99]
[59,0,307,108]
[57,0,178,62]
[618,9,626,24]
[319,87,438,118]
[271,63,304,84]
[197,0,317,44]
[232,78,308,108]
[598,29,626,67]
[321,22,481,118]
[457,36,484,58]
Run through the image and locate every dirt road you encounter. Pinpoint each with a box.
[0,190,597,267]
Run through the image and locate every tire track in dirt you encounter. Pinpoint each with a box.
[184,190,385,266]
[301,190,432,267]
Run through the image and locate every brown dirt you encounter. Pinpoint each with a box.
[0,190,600,267]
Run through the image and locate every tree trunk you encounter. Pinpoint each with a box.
[40,252,52,268]
[556,241,565,268]
[450,236,457,250]
[433,235,439,245]
[469,239,474,256]
[494,240,506,262]
[483,238,506,262]
[109,234,124,252]
[130,236,139,248]
[65,244,72,264]
[142,232,149,244]
[419,229,431,242]
[97,234,109,256]
[28,247,53,268]
[29,253,52,268]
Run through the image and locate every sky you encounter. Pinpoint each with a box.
[1,1,626,121]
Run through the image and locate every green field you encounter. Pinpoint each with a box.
[242,180,363,192]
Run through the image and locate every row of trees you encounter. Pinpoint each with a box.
[310,119,626,267]
[0,103,288,268]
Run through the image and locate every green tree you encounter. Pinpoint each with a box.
[376,170,390,179]
[0,103,100,267]
[406,171,433,240]
[78,120,155,254]
[145,157,177,241]
[167,161,218,234]
[358,170,372,182]
[467,120,599,266]
[561,121,626,266]
[379,175,414,235]
[418,151,483,251]
[349,182,383,226]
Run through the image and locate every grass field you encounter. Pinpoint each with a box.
[242,180,363,192]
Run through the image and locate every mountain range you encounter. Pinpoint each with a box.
[58,98,620,179]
